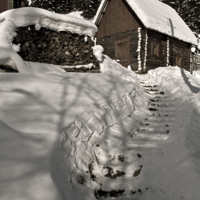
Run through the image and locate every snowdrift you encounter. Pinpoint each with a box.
[0,69,140,199]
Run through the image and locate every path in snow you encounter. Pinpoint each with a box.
[81,80,179,199]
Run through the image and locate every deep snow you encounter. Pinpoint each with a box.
[1,62,200,200]
[0,71,135,200]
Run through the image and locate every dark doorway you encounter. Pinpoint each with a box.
[115,35,130,67]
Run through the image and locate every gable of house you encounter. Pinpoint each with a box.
[96,0,143,39]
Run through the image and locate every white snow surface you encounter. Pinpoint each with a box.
[66,11,84,19]
[94,0,197,45]
[0,7,97,38]
[0,7,97,72]
[0,70,135,200]
[1,43,200,199]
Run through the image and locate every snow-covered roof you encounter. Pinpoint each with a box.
[94,0,198,45]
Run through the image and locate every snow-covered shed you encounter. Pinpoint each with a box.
[94,0,198,72]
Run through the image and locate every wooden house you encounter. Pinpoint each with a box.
[94,0,198,72]
[0,0,28,13]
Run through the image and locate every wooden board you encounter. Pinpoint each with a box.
[97,0,142,38]
[115,35,130,67]
[0,0,9,13]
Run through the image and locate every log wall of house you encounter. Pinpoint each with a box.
[145,30,191,72]
[97,30,139,70]
[96,0,142,39]
[145,29,167,71]
[168,37,190,71]
[0,0,9,13]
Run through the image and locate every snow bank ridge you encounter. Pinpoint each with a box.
[52,88,141,198]
[65,93,135,143]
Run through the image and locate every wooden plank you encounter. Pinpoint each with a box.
[115,35,130,67]
[0,0,8,13]
[116,0,121,8]
[97,0,141,38]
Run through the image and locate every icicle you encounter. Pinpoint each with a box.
[84,35,88,42]
[35,18,42,31]
[12,44,20,52]
[94,38,97,46]
[137,28,142,72]
[166,38,169,66]
[35,23,41,30]
[143,30,148,72]
[127,65,132,70]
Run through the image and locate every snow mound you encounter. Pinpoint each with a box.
[92,45,139,79]
[66,11,84,19]
[52,68,147,199]
[145,66,200,96]
[138,66,200,200]
[0,70,138,200]
[193,71,200,79]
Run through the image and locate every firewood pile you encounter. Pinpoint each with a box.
[11,25,100,73]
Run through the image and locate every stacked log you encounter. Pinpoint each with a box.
[11,25,100,73]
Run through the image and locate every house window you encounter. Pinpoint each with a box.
[151,42,159,57]
[176,56,182,67]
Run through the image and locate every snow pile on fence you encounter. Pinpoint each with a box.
[0,7,97,72]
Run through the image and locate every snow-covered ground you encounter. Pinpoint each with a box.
[1,61,200,200]
[0,70,135,200]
